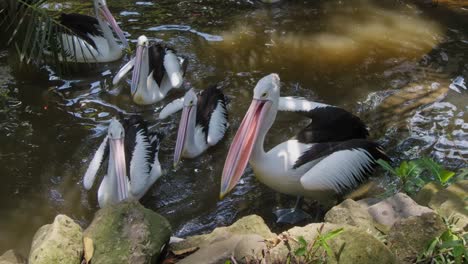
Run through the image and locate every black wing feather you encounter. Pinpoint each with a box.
[295,106,369,144]
[196,84,228,141]
[294,139,389,170]
[59,13,102,49]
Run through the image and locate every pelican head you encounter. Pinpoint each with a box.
[174,89,198,166]
[94,0,128,47]
[220,74,280,199]
[107,118,128,201]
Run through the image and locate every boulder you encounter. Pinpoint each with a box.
[28,215,83,264]
[83,201,171,264]
[428,180,468,231]
[324,199,381,236]
[0,250,26,264]
[387,212,446,263]
[367,193,433,230]
[268,223,395,264]
[171,215,275,252]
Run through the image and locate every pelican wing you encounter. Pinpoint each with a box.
[83,136,109,190]
[298,140,388,194]
[128,128,152,198]
[159,97,184,119]
[196,85,228,145]
[279,97,368,143]
[113,58,135,85]
[163,50,184,88]
[278,96,329,112]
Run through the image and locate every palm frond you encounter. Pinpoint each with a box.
[0,0,96,72]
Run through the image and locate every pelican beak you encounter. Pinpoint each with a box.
[174,104,194,167]
[131,44,145,95]
[109,137,128,201]
[99,4,128,47]
[220,99,271,199]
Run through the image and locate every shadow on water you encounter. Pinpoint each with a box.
[0,0,467,255]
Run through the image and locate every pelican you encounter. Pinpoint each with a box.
[220,74,389,223]
[83,116,163,207]
[159,85,228,166]
[112,35,188,105]
[59,0,128,62]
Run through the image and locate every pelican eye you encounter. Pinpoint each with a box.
[261,92,268,98]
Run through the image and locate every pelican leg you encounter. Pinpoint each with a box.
[273,196,311,224]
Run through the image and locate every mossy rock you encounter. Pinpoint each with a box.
[28,215,83,264]
[84,201,171,264]
[268,223,395,264]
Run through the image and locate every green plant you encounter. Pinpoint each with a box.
[0,0,94,71]
[376,157,456,195]
[416,216,467,264]
[293,225,344,263]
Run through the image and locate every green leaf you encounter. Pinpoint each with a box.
[418,157,455,184]
[298,236,307,247]
[294,247,306,257]
[376,159,397,176]
[322,228,344,241]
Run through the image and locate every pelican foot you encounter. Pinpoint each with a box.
[274,208,311,224]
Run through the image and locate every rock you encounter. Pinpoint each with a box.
[28,215,83,264]
[171,215,275,252]
[0,250,26,264]
[428,180,468,231]
[177,234,267,264]
[324,199,381,236]
[387,212,446,263]
[367,193,433,230]
[268,223,395,264]
[84,201,172,264]
[413,182,444,206]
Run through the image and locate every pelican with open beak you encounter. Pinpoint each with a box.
[220,74,389,224]
[59,0,128,62]
[159,85,228,166]
[83,116,163,207]
[113,35,188,105]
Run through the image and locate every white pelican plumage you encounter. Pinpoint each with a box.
[83,116,163,207]
[220,74,389,223]
[59,0,128,62]
[160,85,228,166]
[112,35,188,105]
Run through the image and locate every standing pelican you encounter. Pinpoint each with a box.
[83,116,163,207]
[159,85,228,166]
[59,0,128,62]
[112,35,188,105]
[220,74,389,223]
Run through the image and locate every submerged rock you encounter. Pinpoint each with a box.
[268,223,395,264]
[414,182,444,206]
[428,180,468,231]
[84,201,171,264]
[387,212,446,263]
[28,215,83,264]
[0,250,26,264]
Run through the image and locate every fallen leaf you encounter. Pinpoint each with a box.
[83,236,94,263]
[171,246,199,256]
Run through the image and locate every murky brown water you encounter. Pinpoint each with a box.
[0,0,467,255]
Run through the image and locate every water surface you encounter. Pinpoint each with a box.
[0,0,467,255]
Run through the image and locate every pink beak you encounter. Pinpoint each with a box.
[220,99,271,199]
[174,105,194,167]
[109,138,128,201]
[131,44,144,95]
[99,5,128,47]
